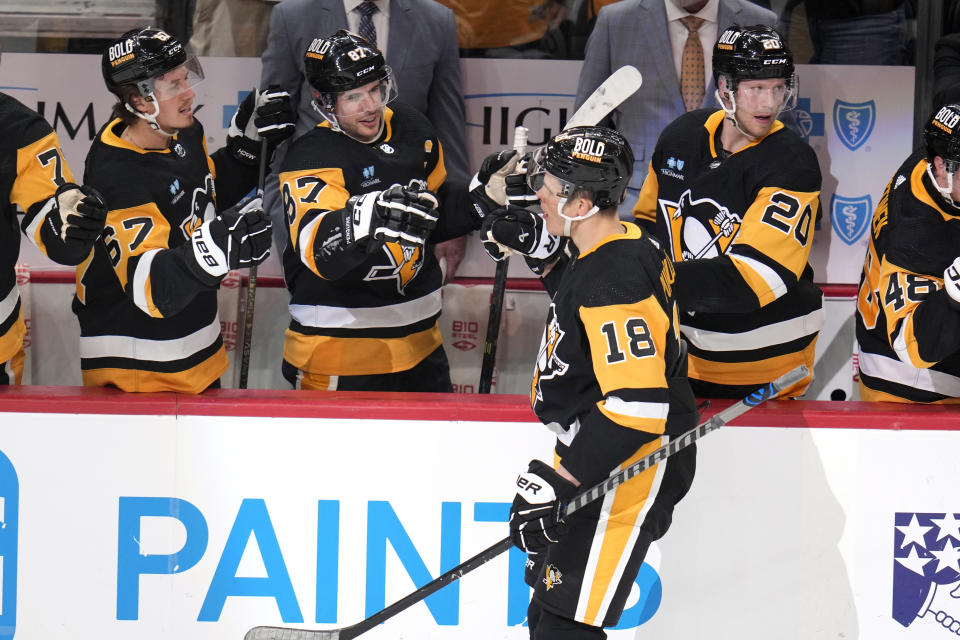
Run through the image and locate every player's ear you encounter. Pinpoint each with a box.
[127,93,147,114]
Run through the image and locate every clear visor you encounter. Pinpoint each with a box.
[526,147,575,197]
[151,56,204,101]
[732,74,798,112]
[330,72,398,119]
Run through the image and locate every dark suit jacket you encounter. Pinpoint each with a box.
[575,0,777,213]
[259,0,469,182]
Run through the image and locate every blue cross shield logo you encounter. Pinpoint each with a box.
[830,194,871,245]
[833,100,876,151]
[363,166,375,180]
[795,97,825,142]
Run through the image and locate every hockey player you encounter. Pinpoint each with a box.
[1,85,108,384]
[482,126,698,638]
[278,30,502,391]
[78,27,294,392]
[633,25,823,398]
[855,104,960,403]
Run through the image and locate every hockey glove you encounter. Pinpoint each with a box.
[185,203,272,286]
[481,205,562,263]
[509,459,576,555]
[945,258,960,310]
[345,181,440,252]
[43,183,108,263]
[227,86,296,164]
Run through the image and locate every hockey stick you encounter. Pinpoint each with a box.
[237,129,270,390]
[244,364,807,640]
[478,125,527,393]
[477,67,643,392]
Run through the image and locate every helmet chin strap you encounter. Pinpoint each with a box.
[555,196,599,237]
[715,88,758,141]
[715,86,786,143]
[126,93,176,137]
[312,98,385,143]
[926,162,960,209]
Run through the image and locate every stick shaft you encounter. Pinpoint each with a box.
[238,132,270,389]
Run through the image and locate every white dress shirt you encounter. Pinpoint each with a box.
[344,0,390,58]
[664,0,719,88]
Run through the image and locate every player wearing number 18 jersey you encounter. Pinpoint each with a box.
[633,25,823,398]
[855,104,960,403]
[482,126,698,638]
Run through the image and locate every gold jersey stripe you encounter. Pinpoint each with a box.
[0,307,26,365]
[632,162,659,224]
[81,345,228,394]
[426,140,446,192]
[283,324,442,376]
[581,437,665,625]
[687,338,816,394]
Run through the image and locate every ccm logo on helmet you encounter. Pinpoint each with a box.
[763,58,788,65]
[108,39,135,64]
[934,106,960,132]
[572,137,606,163]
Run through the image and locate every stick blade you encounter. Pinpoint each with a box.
[245,626,340,640]
[564,65,643,130]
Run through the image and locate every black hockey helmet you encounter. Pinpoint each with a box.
[528,126,634,210]
[102,26,203,101]
[305,29,391,94]
[713,25,795,85]
[924,104,960,171]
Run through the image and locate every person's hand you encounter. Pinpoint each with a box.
[51,183,108,261]
[509,459,577,554]
[185,203,272,285]
[481,205,561,263]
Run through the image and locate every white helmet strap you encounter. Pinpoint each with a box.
[125,93,176,138]
[926,161,960,209]
[555,195,600,237]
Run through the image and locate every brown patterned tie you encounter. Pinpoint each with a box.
[679,16,706,111]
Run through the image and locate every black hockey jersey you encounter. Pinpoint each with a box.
[0,92,77,366]
[532,222,693,486]
[856,150,960,403]
[76,117,257,393]
[279,103,476,377]
[634,109,823,397]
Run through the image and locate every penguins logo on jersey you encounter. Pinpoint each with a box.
[181,174,216,239]
[543,564,563,591]
[531,303,569,404]
[658,189,742,261]
[364,242,424,294]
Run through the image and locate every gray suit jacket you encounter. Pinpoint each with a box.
[575,0,777,209]
[259,0,469,182]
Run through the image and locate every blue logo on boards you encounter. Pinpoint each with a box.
[114,498,662,628]
[893,512,960,632]
[831,194,872,245]
[834,100,876,151]
[0,451,19,639]
[794,97,825,142]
